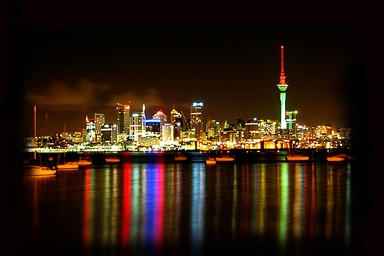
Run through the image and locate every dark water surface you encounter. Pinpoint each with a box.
[11,161,357,255]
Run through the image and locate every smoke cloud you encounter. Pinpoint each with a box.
[25,78,166,111]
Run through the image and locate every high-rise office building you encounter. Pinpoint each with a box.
[170,107,183,140]
[153,110,167,132]
[94,113,105,143]
[276,45,289,130]
[101,123,118,144]
[190,101,204,140]
[85,116,96,143]
[170,107,182,125]
[286,110,298,130]
[162,123,174,144]
[130,112,145,143]
[206,119,221,142]
[145,119,161,134]
[116,103,130,135]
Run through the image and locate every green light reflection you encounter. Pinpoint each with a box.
[278,162,289,252]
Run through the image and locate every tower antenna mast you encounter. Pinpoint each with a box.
[279,45,286,85]
[276,45,289,130]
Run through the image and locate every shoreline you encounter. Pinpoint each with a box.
[21,148,356,164]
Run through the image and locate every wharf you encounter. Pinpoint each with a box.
[22,148,355,164]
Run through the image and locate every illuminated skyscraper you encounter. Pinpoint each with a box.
[85,116,95,143]
[116,103,130,135]
[101,123,118,144]
[190,101,204,140]
[94,113,105,143]
[286,110,298,138]
[170,107,182,125]
[162,123,174,144]
[286,110,298,130]
[153,110,167,130]
[170,106,183,139]
[130,112,145,143]
[276,45,289,130]
[206,119,221,142]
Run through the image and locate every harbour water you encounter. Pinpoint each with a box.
[9,156,360,255]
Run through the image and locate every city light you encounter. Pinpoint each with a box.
[23,46,354,153]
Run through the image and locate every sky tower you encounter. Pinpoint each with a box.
[276,45,289,130]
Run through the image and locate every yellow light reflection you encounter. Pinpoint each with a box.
[293,164,304,239]
[257,163,266,236]
[110,168,119,246]
[101,168,111,248]
[231,164,238,238]
[325,164,334,240]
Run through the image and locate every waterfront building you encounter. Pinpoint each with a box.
[170,107,184,140]
[276,45,289,130]
[190,101,204,141]
[153,110,167,133]
[206,120,221,142]
[116,103,130,135]
[162,123,174,144]
[101,123,118,145]
[85,116,96,143]
[94,113,105,143]
[145,119,161,135]
[259,119,279,140]
[245,118,262,140]
[130,112,145,144]
[221,128,240,146]
[170,107,182,125]
[286,110,298,138]
[286,110,297,130]
[140,136,160,149]
[316,124,337,139]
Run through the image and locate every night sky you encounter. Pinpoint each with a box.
[3,2,365,137]
[19,28,358,136]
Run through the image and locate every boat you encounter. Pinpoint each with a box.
[286,154,309,161]
[205,157,217,165]
[105,156,121,163]
[23,105,56,176]
[24,165,57,176]
[57,161,79,170]
[174,154,188,161]
[78,157,93,167]
[327,155,346,162]
[215,156,235,162]
[56,152,79,170]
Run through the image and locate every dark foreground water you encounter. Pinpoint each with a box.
[10,161,358,255]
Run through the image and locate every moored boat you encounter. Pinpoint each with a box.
[78,158,93,166]
[174,155,188,161]
[57,162,79,170]
[286,154,309,161]
[23,105,57,176]
[215,156,235,162]
[327,155,346,162]
[24,165,57,176]
[205,157,217,165]
[105,157,121,163]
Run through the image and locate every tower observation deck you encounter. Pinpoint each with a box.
[276,45,289,130]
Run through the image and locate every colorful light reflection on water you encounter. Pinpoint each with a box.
[16,162,355,255]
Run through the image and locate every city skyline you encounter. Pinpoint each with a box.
[2,4,382,255]
[20,28,358,136]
